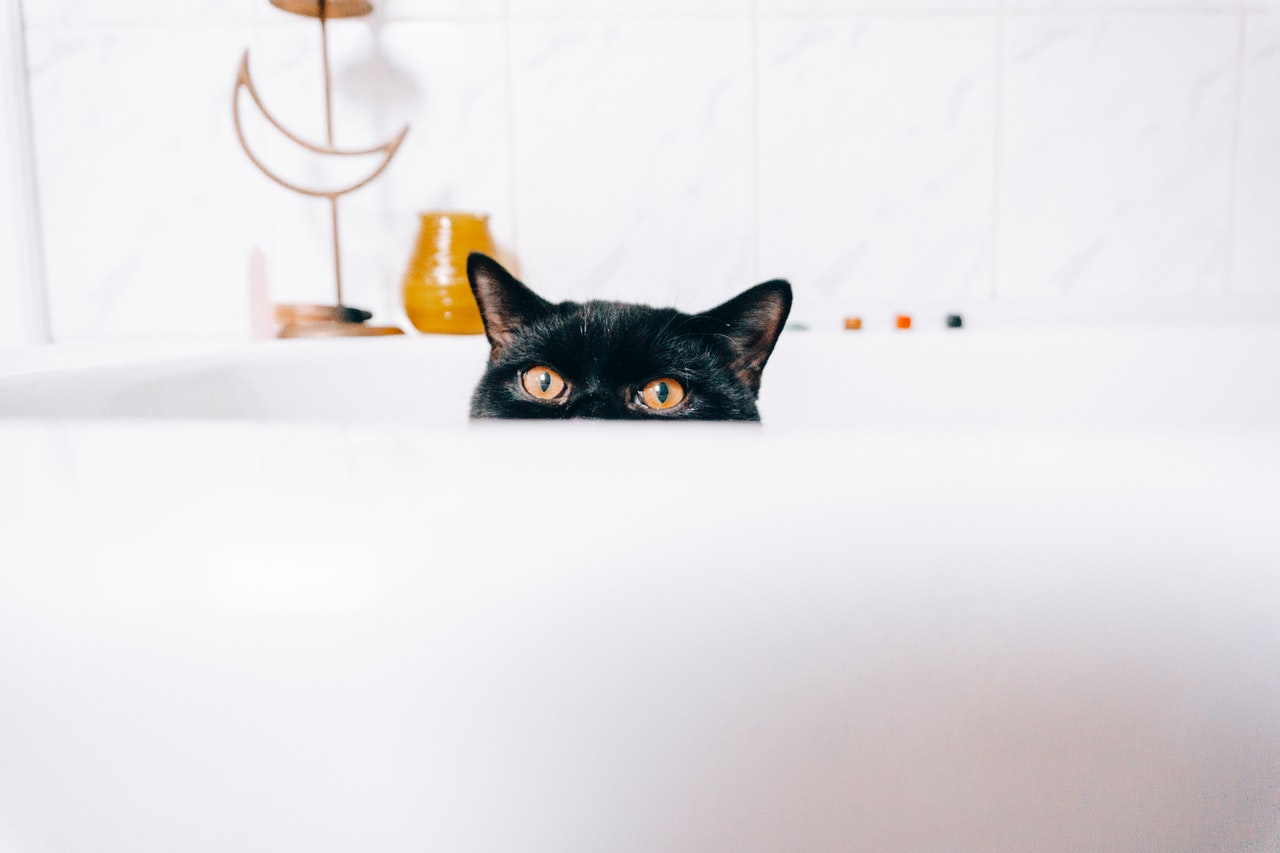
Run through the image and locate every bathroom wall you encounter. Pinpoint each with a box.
[16,0,1280,341]
[0,0,32,347]
[0,125,24,349]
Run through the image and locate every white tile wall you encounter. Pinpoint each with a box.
[998,13,1239,300]
[511,0,751,16]
[0,124,24,347]
[21,0,501,25]
[759,15,997,322]
[21,0,259,26]
[1000,3,1257,340]
[1,0,45,348]
[1006,0,1239,9]
[15,0,1280,342]
[378,0,505,19]
[760,1,997,10]
[26,24,265,339]
[509,17,755,309]
[1232,12,1280,295]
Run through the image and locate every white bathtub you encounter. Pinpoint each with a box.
[1,326,1279,852]
[2,326,1279,428]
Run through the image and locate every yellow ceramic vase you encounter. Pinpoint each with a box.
[401,212,494,334]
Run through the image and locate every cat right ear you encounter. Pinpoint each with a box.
[702,280,793,394]
[467,253,553,353]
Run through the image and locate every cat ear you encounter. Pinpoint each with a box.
[702,280,793,394]
[467,252,553,353]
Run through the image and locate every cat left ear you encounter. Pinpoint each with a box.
[702,280,793,394]
[467,252,553,354]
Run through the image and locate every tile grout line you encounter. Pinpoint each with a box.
[990,0,1005,300]
[757,7,1249,17]
[249,6,271,324]
[1222,0,1247,297]
[503,0,522,270]
[4,0,52,343]
[24,7,1273,29]
[749,0,759,283]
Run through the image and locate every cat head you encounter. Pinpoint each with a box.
[466,253,791,421]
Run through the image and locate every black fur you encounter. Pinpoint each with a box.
[466,253,792,421]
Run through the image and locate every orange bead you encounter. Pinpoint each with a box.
[843,316,863,331]
[895,314,912,329]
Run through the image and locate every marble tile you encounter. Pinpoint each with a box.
[375,0,505,19]
[1231,13,1280,295]
[251,19,513,327]
[760,1,996,12]
[1007,0,1239,9]
[998,14,1238,299]
[510,0,751,16]
[0,154,24,347]
[27,25,269,340]
[508,18,756,310]
[758,16,998,322]
[0,50,28,348]
[22,0,501,27]
[22,0,259,27]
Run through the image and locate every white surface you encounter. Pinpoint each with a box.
[1,422,1278,852]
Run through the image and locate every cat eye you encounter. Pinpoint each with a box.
[521,366,567,401]
[639,377,685,411]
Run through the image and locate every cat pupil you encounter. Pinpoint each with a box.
[655,382,669,404]
[538,372,551,393]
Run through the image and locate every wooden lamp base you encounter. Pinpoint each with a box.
[274,303,404,338]
[269,0,373,19]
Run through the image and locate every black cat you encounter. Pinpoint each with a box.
[466,253,791,421]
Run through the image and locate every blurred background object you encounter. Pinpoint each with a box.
[2,0,1279,345]
[233,0,407,336]
[401,211,493,335]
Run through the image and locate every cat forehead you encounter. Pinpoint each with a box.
[497,300,720,373]
[567,299,680,325]
[540,300,690,345]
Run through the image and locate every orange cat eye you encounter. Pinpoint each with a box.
[639,377,685,411]
[521,366,567,401]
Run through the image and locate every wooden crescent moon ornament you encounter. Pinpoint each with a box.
[232,52,408,199]
[232,0,407,337]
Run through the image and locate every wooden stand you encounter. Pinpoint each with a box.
[273,303,403,338]
[235,0,410,339]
